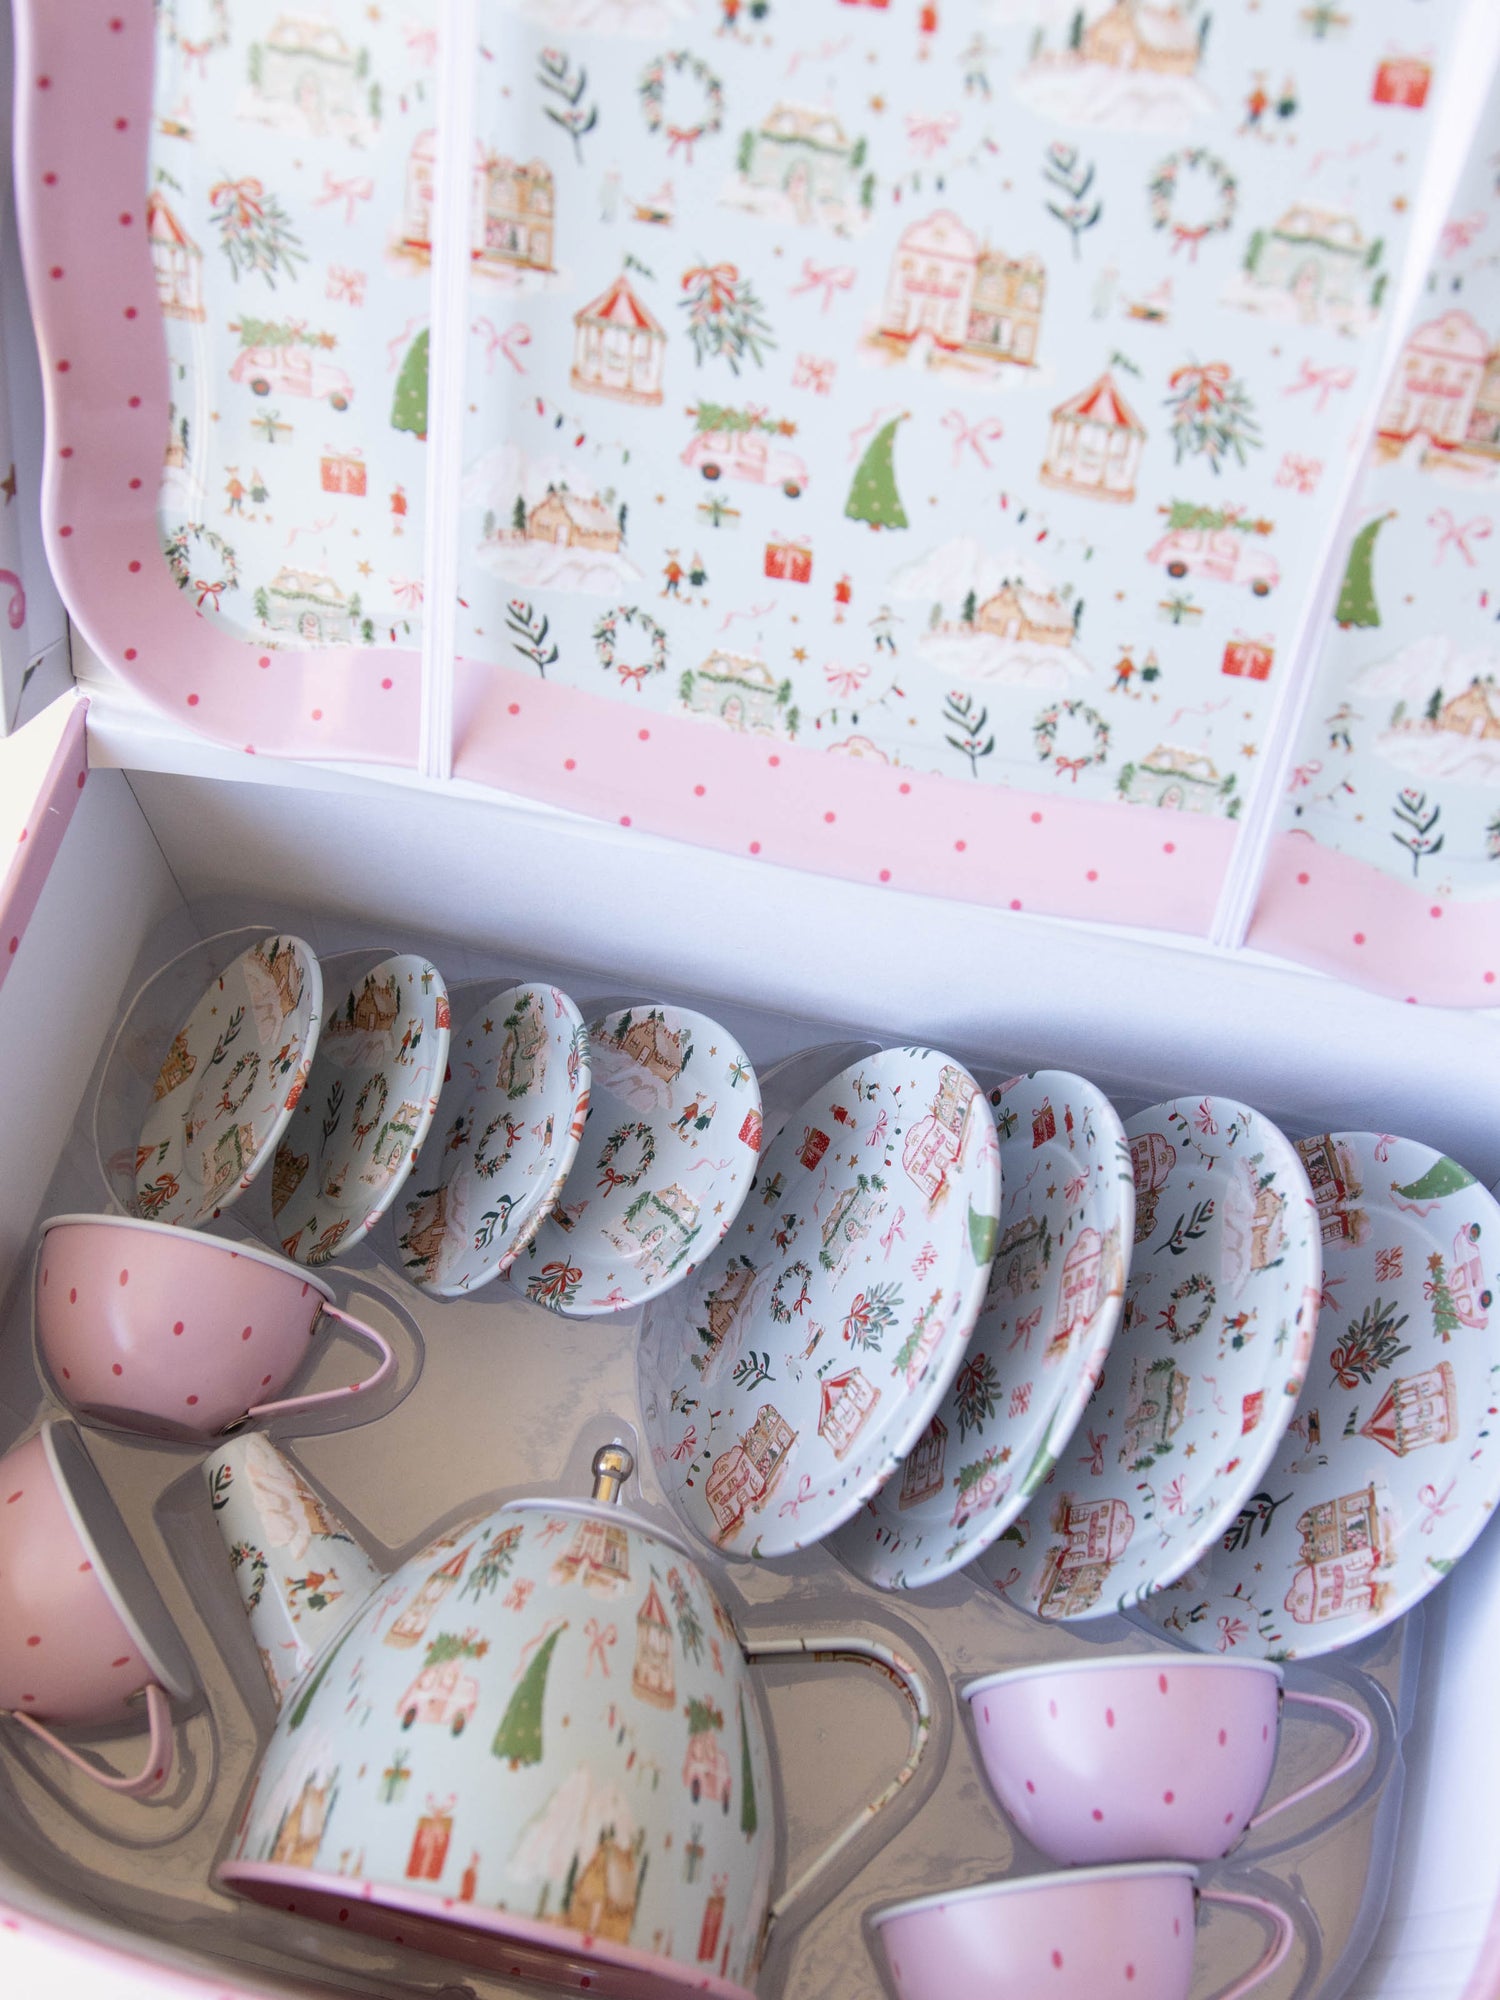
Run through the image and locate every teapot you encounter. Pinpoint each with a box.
[210,1440,932,1998]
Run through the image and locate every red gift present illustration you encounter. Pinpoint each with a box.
[740,1109,762,1151]
[406,1794,457,1880]
[1032,1098,1057,1148]
[764,536,812,583]
[1373,54,1431,107]
[320,447,367,496]
[698,1877,729,1961]
[799,1127,829,1170]
[1222,635,1274,681]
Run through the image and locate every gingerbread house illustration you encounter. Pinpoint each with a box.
[693,1257,758,1373]
[902,1063,978,1206]
[1249,1179,1286,1271]
[261,567,355,646]
[1295,1133,1368,1245]
[900,1414,948,1509]
[1284,1483,1392,1625]
[271,1146,308,1215]
[743,103,858,219]
[1376,310,1491,457]
[818,1369,880,1460]
[250,16,363,133]
[706,1405,796,1539]
[1056,1226,1105,1345]
[1242,206,1381,319]
[1037,1496,1134,1618]
[1435,681,1500,741]
[1465,349,1500,466]
[995,1214,1049,1297]
[565,1830,642,1943]
[252,937,307,1018]
[1040,372,1145,506]
[497,995,548,1096]
[681,652,796,738]
[612,1010,687,1082]
[203,1121,253,1199]
[1361,1363,1458,1457]
[153,1028,196,1100]
[401,133,555,275]
[820,1176,883,1275]
[876,211,1044,366]
[147,190,206,323]
[270,1770,337,1869]
[1121,746,1226,814]
[551,1515,632,1595]
[385,1545,471,1648]
[523,488,622,553]
[571,274,665,407]
[1122,1356,1189,1468]
[329,973,399,1037]
[1129,1130,1175,1240]
[619,1182,701,1280]
[1083,0,1200,74]
[976,584,1073,647]
[632,1581,676,1709]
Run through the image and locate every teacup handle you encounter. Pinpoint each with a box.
[241,1304,395,1427]
[747,1633,932,1933]
[1198,1886,1295,2000]
[1246,1689,1373,1832]
[5,1682,174,1798]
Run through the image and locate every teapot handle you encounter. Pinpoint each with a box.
[746,1633,932,1929]
[5,1682,175,1797]
[241,1304,395,1426]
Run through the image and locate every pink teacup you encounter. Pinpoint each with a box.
[963,1654,1371,1865]
[873,1863,1293,2000]
[0,1420,195,1796]
[36,1214,396,1442]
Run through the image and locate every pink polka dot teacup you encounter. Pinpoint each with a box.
[872,1863,1294,2000]
[35,1214,395,1442]
[0,1420,194,1797]
[963,1655,1372,1866]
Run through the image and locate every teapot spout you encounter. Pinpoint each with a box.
[204,1434,384,1709]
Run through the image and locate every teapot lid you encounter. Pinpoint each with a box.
[498,1443,705,1567]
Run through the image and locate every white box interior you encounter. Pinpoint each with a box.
[2,745,1499,2000]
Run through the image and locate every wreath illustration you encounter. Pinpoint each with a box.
[215,1050,262,1117]
[596,1120,656,1192]
[163,522,241,611]
[1033,700,1110,781]
[769,1259,813,1325]
[594,604,669,690]
[474,1110,522,1181]
[1163,1271,1215,1344]
[351,1073,389,1146]
[638,50,725,162]
[230,1540,269,1611]
[1148,150,1237,262]
[159,0,231,54]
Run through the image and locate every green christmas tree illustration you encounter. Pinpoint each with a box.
[1334,510,1395,629]
[392,328,430,439]
[492,1623,566,1768]
[1393,1156,1476,1204]
[738,1693,758,1837]
[1424,1253,1462,1342]
[845,413,910,530]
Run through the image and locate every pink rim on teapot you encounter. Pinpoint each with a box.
[962,1653,1372,1865]
[0,1420,194,1797]
[35,1213,396,1440]
[872,1862,1295,2000]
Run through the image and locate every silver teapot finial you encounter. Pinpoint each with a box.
[590,1442,635,1505]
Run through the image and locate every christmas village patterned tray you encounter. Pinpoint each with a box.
[15,0,1500,1001]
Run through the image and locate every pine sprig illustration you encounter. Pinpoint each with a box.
[507,599,559,679]
[1155,1198,1216,1255]
[1042,143,1101,257]
[537,47,598,163]
[943,690,995,778]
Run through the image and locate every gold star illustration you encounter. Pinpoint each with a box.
[792,646,808,663]
[482,1018,494,1034]
[870,94,886,112]
[1242,742,1258,758]
[357,559,373,576]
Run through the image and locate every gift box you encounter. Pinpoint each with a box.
[1373,55,1432,107]
[1222,637,1275,681]
[320,448,368,497]
[765,537,813,584]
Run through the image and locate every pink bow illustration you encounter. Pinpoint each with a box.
[672,1426,697,1461]
[778,1473,815,1520]
[823,661,869,698]
[1217,1615,1247,1652]
[1429,508,1492,566]
[1440,213,1486,258]
[472,317,532,375]
[1288,760,1323,791]
[405,24,438,62]
[584,1619,616,1675]
[315,172,375,227]
[790,259,857,314]
[1055,755,1091,783]
[905,111,958,158]
[1275,453,1322,494]
[193,578,226,611]
[1418,1480,1456,1534]
[1284,359,1355,414]
[326,265,366,306]
[793,353,836,395]
[617,663,651,691]
[942,410,1004,469]
[390,577,424,611]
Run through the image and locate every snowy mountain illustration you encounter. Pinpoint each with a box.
[892,537,1092,688]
